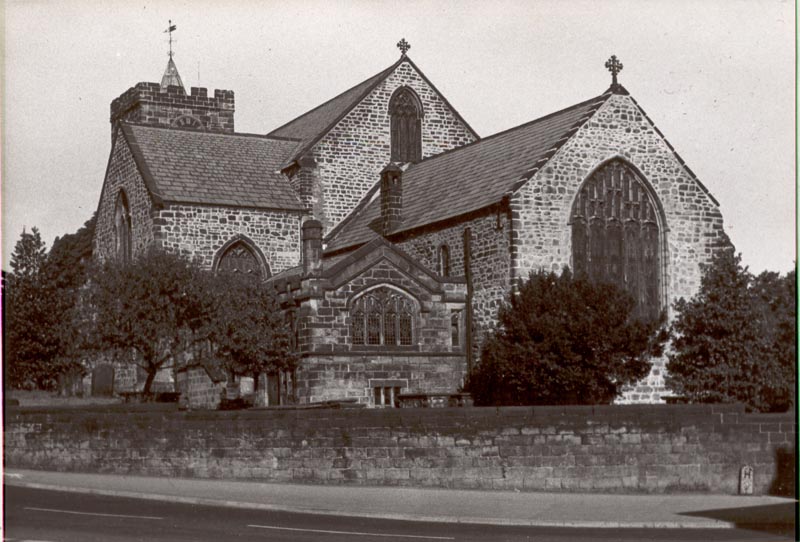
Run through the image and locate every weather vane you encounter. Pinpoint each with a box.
[397,38,410,56]
[605,55,623,86]
[164,20,177,58]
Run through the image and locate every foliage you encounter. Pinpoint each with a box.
[86,248,214,395]
[204,272,298,386]
[466,268,666,406]
[667,251,796,412]
[4,228,60,389]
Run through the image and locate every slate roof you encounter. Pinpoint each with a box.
[120,123,305,210]
[325,92,611,253]
[267,56,478,167]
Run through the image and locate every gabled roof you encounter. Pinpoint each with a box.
[325,92,610,253]
[267,55,479,167]
[119,123,305,210]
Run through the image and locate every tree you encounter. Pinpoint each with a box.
[86,248,214,395]
[4,227,62,389]
[466,268,666,406]
[667,251,796,412]
[204,272,298,389]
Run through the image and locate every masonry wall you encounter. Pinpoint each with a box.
[297,354,466,406]
[110,82,235,134]
[300,60,477,233]
[397,209,511,336]
[510,93,728,403]
[93,132,156,261]
[6,404,794,495]
[153,205,303,274]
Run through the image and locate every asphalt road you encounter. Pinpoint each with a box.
[4,487,795,542]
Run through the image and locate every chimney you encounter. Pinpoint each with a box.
[302,219,323,276]
[380,163,403,235]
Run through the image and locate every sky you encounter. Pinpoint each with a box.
[2,0,796,274]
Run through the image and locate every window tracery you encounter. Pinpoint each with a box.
[570,159,662,322]
[389,87,422,163]
[216,240,265,278]
[350,287,416,347]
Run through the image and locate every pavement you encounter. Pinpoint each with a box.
[3,468,796,530]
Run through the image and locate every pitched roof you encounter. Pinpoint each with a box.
[267,56,479,167]
[120,123,305,210]
[325,92,610,253]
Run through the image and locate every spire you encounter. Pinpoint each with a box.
[161,56,185,91]
[160,20,185,92]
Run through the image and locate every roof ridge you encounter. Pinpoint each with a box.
[267,58,402,138]
[124,121,303,141]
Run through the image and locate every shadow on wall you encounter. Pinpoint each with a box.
[769,445,796,497]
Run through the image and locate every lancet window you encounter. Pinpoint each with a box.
[113,190,132,263]
[389,87,422,163]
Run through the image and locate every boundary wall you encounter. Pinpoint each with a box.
[5,404,794,495]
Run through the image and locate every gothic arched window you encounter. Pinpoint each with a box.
[350,287,416,346]
[389,87,422,163]
[437,244,450,277]
[570,160,662,322]
[216,239,268,279]
[113,190,132,262]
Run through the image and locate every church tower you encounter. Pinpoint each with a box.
[109,23,235,137]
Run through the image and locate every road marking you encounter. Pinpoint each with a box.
[24,507,163,520]
[248,524,454,539]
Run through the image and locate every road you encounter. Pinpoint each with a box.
[4,487,795,542]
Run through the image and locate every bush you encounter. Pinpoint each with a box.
[466,268,666,406]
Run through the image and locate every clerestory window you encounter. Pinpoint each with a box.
[350,287,416,347]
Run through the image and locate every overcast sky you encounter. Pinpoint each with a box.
[3,0,795,275]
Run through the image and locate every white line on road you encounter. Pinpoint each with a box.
[248,524,455,539]
[24,507,163,520]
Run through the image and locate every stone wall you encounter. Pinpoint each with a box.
[110,82,235,135]
[176,367,224,410]
[298,60,477,233]
[93,131,156,261]
[297,354,466,406]
[397,208,511,337]
[5,404,793,495]
[153,205,303,275]
[510,93,728,403]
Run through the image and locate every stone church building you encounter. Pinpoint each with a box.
[93,43,728,408]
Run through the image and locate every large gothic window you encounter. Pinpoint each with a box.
[350,287,416,347]
[570,160,662,322]
[389,87,422,163]
[216,239,267,278]
[114,190,132,262]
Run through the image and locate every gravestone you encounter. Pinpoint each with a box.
[739,465,754,495]
[91,364,114,396]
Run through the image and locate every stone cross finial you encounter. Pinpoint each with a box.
[397,38,411,56]
[605,55,623,86]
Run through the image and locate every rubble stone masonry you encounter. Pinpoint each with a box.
[153,205,303,275]
[6,404,793,495]
[299,61,477,233]
[93,133,156,260]
[510,93,727,403]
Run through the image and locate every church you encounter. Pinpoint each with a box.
[93,39,728,408]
